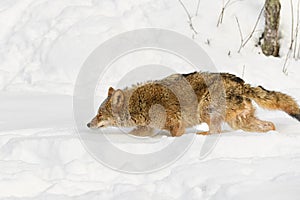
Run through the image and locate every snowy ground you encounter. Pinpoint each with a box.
[1,0,300,199]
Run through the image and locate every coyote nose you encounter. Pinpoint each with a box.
[87,123,91,128]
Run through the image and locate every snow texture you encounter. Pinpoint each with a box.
[0,0,300,199]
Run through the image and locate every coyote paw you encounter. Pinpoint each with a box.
[129,126,154,137]
[196,131,210,135]
[259,121,276,132]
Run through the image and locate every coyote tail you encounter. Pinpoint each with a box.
[245,85,300,122]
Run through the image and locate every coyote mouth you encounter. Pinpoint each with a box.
[87,122,103,129]
[87,120,109,129]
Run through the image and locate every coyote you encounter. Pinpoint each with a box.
[87,72,300,136]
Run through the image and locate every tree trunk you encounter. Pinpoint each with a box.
[262,0,281,57]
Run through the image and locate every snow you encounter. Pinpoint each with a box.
[1,0,300,199]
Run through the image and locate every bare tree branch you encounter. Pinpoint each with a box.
[178,0,198,35]
[195,0,201,16]
[217,0,231,27]
[283,0,295,74]
[236,4,265,53]
[293,0,300,59]
[244,5,265,46]
[217,0,241,27]
[235,16,244,50]
[178,0,192,21]
[290,0,295,47]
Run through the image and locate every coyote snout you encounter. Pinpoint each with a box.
[87,116,112,129]
[87,117,102,128]
[87,87,126,129]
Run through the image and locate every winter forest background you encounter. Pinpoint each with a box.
[0,0,300,199]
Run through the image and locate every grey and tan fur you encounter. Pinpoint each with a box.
[87,72,300,136]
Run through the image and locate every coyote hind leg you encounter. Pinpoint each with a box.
[227,97,275,132]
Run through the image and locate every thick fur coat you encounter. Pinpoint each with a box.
[88,72,300,136]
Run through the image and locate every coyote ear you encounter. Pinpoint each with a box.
[108,87,115,96]
[112,89,124,112]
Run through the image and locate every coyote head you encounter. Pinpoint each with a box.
[87,87,125,129]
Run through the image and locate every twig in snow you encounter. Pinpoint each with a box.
[217,0,231,27]
[217,0,241,27]
[205,39,211,45]
[195,0,201,16]
[235,16,244,50]
[178,0,198,36]
[283,0,295,74]
[298,38,300,59]
[242,65,245,78]
[236,4,265,53]
[293,0,300,59]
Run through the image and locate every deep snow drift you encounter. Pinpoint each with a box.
[0,0,300,199]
